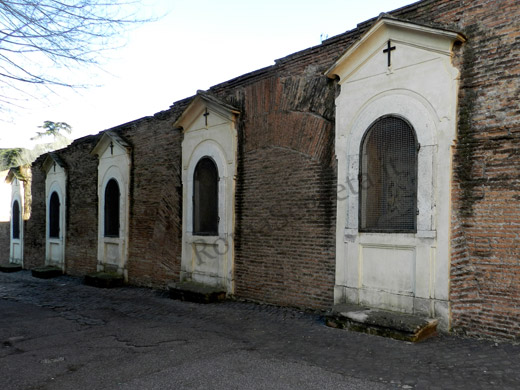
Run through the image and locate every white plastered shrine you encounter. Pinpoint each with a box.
[6,169,25,266]
[175,91,239,294]
[43,153,67,270]
[326,17,465,329]
[91,131,131,279]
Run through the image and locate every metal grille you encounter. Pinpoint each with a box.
[359,116,417,232]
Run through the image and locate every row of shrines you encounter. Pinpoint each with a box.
[1,0,519,340]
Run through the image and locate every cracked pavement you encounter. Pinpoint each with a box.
[1,271,519,389]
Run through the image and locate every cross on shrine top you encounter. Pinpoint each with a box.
[203,108,210,126]
[383,40,396,67]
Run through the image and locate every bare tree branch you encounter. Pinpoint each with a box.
[0,0,155,113]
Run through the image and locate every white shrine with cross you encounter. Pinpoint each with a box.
[43,153,67,270]
[327,16,465,329]
[175,91,239,294]
[91,131,132,279]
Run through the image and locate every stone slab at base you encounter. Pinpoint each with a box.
[168,281,226,304]
[84,272,124,288]
[326,303,438,342]
[31,265,63,279]
[0,263,22,273]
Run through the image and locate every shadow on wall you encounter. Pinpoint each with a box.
[0,221,9,262]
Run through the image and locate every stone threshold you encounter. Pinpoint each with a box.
[0,263,23,273]
[84,272,124,288]
[31,265,63,279]
[168,281,226,304]
[326,303,438,342]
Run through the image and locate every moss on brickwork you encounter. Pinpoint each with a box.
[454,27,482,218]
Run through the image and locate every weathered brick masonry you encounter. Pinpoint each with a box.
[204,30,367,310]
[214,74,342,309]
[23,157,45,270]
[0,223,8,257]
[185,0,520,334]
[57,136,99,276]
[115,109,185,288]
[19,109,186,284]
[370,0,520,339]
[2,0,519,339]
[396,0,520,340]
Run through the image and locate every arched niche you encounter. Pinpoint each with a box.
[327,16,465,330]
[175,91,239,294]
[91,131,131,279]
[43,153,67,269]
[6,167,28,266]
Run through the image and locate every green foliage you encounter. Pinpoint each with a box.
[0,148,27,170]
[0,120,73,170]
[32,121,72,140]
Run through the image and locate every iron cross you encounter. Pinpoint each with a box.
[383,40,396,67]
[203,108,210,126]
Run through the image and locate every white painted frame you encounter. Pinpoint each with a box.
[328,17,465,329]
[92,133,131,279]
[186,142,228,235]
[9,178,23,265]
[343,91,436,234]
[177,93,238,294]
[44,160,67,270]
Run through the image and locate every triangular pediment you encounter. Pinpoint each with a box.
[91,131,131,159]
[326,16,465,83]
[5,166,28,184]
[42,152,66,175]
[173,90,240,132]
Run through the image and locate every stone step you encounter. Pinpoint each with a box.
[168,281,226,304]
[326,303,438,342]
[84,272,124,288]
[0,263,22,273]
[31,265,63,279]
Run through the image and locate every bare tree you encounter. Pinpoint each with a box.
[0,0,154,111]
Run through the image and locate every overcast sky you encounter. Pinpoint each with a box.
[1,0,415,148]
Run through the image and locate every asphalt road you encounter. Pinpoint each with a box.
[1,271,519,390]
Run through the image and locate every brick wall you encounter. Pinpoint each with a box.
[446,0,520,339]
[117,109,184,289]
[14,107,186,285]
[11,0,520,338]
[383,0,520,339]
[235,147,336,309]
[211,0,520,334]
[0,222,9,262]
[23,157,45,269]
[58,136,100,276]
[212,71,338,309]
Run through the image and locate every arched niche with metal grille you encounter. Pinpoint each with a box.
[193,157,219,235]
[359,115,418,232]
[49,191,60,238]
[104,179,120,237]
[12,200,20,239]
